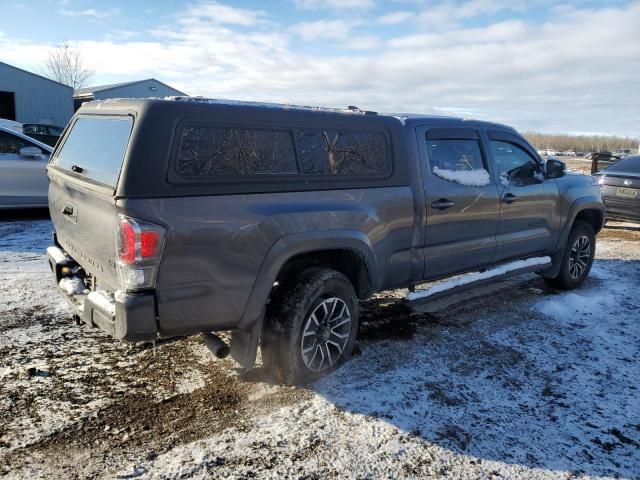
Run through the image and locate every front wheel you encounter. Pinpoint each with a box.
[262,268,359,385]
[544,221,595,290]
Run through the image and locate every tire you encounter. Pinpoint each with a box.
[262,268,359,385]
[544,221,595,290]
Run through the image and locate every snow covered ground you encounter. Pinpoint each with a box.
[1,212,639,479]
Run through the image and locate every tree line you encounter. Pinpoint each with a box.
[524,132,639,153]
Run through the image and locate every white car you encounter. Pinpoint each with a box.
[0,125,53,208]
[0,118,24,134]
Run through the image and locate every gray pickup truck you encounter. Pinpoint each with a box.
[46,98,605,384]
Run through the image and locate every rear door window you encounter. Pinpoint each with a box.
[426,139,485,172]
[425,137,491,187]
[52,116,133,187]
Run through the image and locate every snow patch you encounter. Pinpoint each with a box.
[58,277,87,295]
[406,256,551,301]
[86,291,115,316]
[175,369,206,394]
[534,264,620,318]
[433,167,491,187]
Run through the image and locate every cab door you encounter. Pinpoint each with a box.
[485,130,558,263]
[0,130,49,206]
[417,126,500,280]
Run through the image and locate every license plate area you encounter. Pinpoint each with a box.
[616,187,637,198]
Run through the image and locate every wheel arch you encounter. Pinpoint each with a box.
[238,230,376,330]
[561,196,605,246]
[543,197,604,279]
[574,208,605,234]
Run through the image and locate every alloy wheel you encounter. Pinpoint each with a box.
[569,235,590,280]
[300,297,352,373]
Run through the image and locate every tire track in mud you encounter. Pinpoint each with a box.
[1,320,308,479]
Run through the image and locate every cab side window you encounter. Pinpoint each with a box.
[490,141,538,176]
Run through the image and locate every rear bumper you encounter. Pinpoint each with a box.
[47,245,158,342]
[603,197,640,223]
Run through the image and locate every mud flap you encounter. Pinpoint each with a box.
[230,313,264,369]
[538,248,565,279]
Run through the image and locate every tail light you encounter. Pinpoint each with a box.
[116,215,165,291]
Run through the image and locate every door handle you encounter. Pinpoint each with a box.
[502,193,518,204]
[62,205,74,216]
[431,198,455,210]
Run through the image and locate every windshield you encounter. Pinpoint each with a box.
[604,155,640,175]
[52,116,133,187]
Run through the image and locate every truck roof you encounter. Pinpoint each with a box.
[77,97,517,133]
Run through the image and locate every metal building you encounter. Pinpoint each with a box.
[0,61,74,127]
[74,78,186,110]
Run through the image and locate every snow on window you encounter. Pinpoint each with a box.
[426,138,490,187]
[432,166,491,187]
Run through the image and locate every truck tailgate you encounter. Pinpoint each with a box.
[49,172,121,290]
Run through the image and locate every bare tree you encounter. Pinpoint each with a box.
[43,41,94,90]
[524,132,639,153]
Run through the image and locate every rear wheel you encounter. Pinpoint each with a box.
[262,268,359,385]
[544,221,595,290]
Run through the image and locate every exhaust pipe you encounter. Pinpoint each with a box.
[201,332,230,359]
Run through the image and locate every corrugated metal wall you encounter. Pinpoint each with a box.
[0,62,74,127]
[93,79,184,100]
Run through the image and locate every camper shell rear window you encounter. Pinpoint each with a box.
[52,115,133,188]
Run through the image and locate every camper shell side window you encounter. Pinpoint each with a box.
[171,121,392,184]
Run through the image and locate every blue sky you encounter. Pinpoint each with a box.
[1,0,638,136]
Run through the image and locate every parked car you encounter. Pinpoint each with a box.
[0,118,24,134]
[0,125,52,208]
[593,155,640,223]
[590,152,620,174]
[22,123,64,147]
[613,148,633,157]
[46,98,605,384]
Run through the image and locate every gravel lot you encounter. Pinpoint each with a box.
[1,211,639,479]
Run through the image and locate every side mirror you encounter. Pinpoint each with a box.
[508,160,543,184]
[546,158,566,179]
[19,146,42,158]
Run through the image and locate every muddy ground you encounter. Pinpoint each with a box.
[1,213,639,479]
